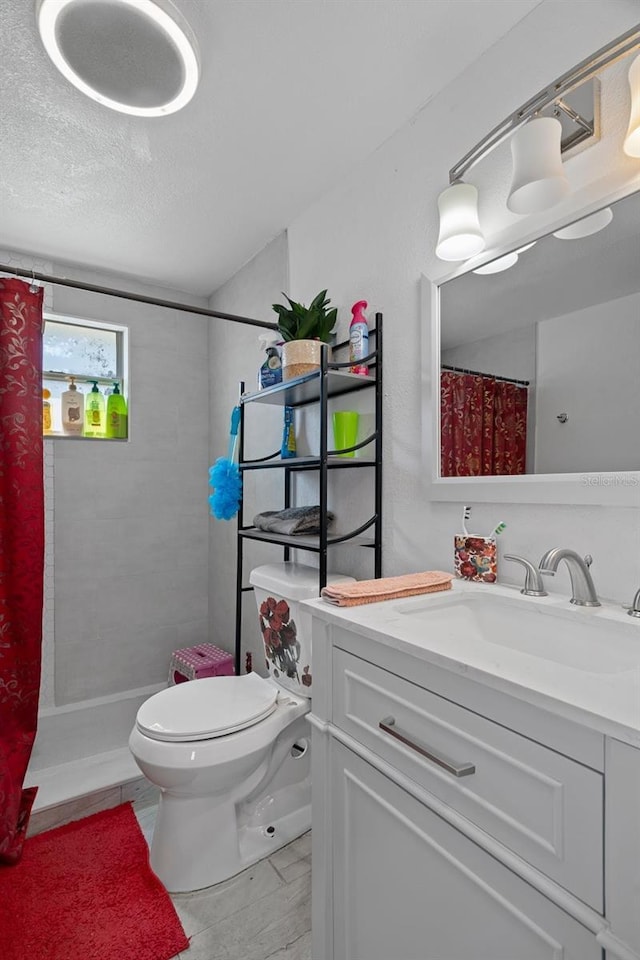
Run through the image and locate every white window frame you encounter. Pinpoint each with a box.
[42,312,129,438]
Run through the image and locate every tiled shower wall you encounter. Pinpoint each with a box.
[3,251,211,708]
[50,268,211,705]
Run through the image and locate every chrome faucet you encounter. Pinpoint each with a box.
[625,588,640,618]
[504,555,548,597]
[538,548,600,607]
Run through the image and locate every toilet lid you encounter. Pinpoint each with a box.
[136,673,278,742]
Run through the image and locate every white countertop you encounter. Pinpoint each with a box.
[304,579,640,747]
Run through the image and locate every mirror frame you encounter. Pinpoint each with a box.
[422,184,640,507]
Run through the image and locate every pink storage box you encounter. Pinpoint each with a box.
[168,643,235,685]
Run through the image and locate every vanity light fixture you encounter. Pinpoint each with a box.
[36,0,200,117]
[435,25,640,262]
[506,116,570,214]
[553,206,613,240]
[623,53,640,157]
[472,251,519,275]
[472,238,538,275]
[435,183,485,261]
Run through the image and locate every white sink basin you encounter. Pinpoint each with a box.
[394,592,640,675]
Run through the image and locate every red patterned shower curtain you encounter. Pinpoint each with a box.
[441,370,528,476]
[0,278,44,864]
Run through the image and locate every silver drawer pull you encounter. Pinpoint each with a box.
[379,716,476,778]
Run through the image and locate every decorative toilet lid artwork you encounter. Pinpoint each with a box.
[259,596,311,689]
[136,673,278,742]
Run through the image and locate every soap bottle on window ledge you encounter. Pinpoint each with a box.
[61,376,84,436]
[106,381,128,439]
[84,381,106,438]
[42,389,53,435]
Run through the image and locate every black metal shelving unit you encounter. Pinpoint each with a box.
[233,313,383,674]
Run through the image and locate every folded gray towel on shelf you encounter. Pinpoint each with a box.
[253,506,335,536]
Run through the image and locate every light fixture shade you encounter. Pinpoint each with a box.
[553,207,613,240]
[507,117,570,214]
[36,0,200,117]
[435,183,485,261]
[473,252,519,275]
[623,53,640,157]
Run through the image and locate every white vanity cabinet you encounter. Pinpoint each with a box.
[308,609,640,960]
[330,741,600,960]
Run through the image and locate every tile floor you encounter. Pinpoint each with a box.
[135,804,312,960]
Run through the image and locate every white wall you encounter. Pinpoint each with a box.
[535,292,640,474]
[276,1,640,606]
[208,233,290,675]
[47,265,210,704]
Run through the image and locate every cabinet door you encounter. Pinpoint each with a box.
[331,741,600,960]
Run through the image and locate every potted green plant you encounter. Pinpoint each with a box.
[272,290,338,380]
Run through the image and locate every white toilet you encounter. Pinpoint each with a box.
[129,562,353,893]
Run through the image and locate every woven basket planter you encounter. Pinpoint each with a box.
[281,339,332,380]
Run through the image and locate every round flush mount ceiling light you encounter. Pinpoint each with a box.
[553,206,613,240]
[36,0,200,117]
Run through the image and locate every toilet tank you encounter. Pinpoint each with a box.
[250,562,354,698]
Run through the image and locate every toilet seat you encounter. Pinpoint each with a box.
[136,672,278,742]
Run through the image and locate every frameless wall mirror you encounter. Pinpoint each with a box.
[439,189,639,480]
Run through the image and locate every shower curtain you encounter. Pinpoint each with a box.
[0,278,44,864]
[441,370,528,476]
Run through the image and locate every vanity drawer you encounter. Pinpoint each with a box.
[332,647,603,911]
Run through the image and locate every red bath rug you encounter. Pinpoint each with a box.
[0,802,189,960]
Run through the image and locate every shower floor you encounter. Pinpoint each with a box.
[25,746,155,837]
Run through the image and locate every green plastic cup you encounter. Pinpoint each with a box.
[332,411,359,458]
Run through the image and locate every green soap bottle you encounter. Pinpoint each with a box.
[84,381,106,437]
[106,381,128,439]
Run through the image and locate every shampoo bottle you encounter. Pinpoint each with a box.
[106,381,128,439]
[61,377,84,436]
[349,300,369,376]
[42,389,53,434]
[84,381,106,437]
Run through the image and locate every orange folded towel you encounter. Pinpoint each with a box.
[321,570,453,607]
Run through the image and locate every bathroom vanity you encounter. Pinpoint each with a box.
[305,581,640,960]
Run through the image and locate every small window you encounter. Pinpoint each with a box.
[42,313,128,439]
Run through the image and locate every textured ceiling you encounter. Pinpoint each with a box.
[0,0,540,296]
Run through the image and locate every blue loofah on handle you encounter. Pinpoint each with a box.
[208,458,242,519]
[208,406,242,520]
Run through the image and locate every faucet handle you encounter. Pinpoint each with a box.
[504,555,548,597]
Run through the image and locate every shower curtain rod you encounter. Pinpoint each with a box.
[0,263,279,332]
[442,363,530,387]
